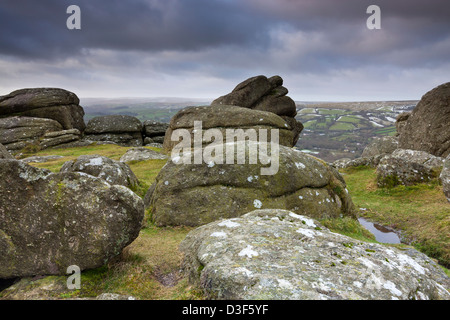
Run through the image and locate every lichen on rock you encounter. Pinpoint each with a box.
[180,209,450,300]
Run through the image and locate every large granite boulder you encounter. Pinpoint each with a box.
[0,116,63,151]
[397,82,450,158]
[148,141,356,227]
[210,75,303,146]
[0,88,85,132]
[60,155,140,189]
[441,155,450,203]
[0,160,144,278]
[163,105,300,152]
[377,149,444,187]
[180,209,450,300]
[84,115,143,147]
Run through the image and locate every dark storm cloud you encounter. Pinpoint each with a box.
[0,0,274,60]
[1,0,449,66]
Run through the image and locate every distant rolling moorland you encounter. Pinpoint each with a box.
[81,98,417,162]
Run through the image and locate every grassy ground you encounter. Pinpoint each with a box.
[13,145,449,298]
[341,166,450,268]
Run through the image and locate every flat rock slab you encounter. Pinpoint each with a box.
[20,155,64,163]
[180,209,450,300]
[119,147,168,163]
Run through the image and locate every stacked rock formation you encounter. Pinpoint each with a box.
[84,115,144,147]
[0,88,85,131]
[143,121,169,145]
[213,76,296,116]
[0,88,85,152]
[212,75,302,146]
[163,75,303,152]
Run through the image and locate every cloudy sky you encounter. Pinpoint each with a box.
[0,0,449,102]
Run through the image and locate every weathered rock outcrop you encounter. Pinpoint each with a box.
[0,116,63,151]
[148,141,356,227]
[143,121,168,145]
[0,88,85,132]
[377,149,444,187]
[84,115,143,147]
[180,209,450,300]
[362,136,398,158]
[20,155,64,163]
[212,75,296,117]
[441,155,450,203]
[39,129,81,149]
[0,160,144,278]
[163,105,300,152]
[119,147,168,163]
[0,276,136,300]
[395,112,411,137]
[210,75,303,146]
[0,143,14,159]
[333,136,399,170]
[332,156,384,170]
[60,155,140,189]
[397,82,450,158]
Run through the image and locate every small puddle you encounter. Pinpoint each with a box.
[358,217,401,244]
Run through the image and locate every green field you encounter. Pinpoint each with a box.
[329,122,356,131]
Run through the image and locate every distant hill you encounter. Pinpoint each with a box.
[295,101,418,162]
[80,97,210,123]
[80,98,418,162]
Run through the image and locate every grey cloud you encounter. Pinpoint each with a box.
[0,0,273,60]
